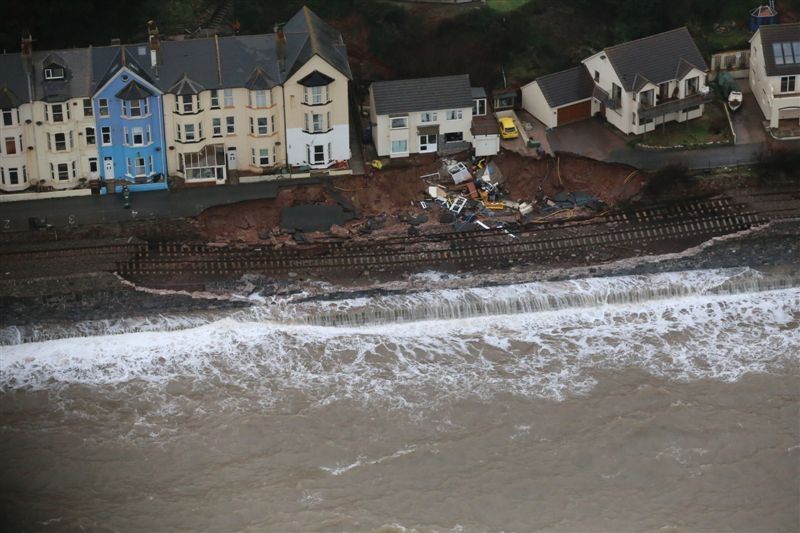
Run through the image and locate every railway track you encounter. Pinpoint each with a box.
[2,189,799,283]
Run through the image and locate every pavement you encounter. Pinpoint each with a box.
[0,178,326,232]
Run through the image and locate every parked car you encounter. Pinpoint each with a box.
[498,117,519,139]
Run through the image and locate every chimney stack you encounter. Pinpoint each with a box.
[147,20,161,72]
[20,33,33,70]
[275,25,286,73]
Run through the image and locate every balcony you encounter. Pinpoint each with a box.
[593,86,621,110]
[638,91,713,120]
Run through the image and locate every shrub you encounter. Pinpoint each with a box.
[644,164,691,197]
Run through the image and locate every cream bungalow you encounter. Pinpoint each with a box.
[370,75,495,157]
[749,23,800,131]
[523,27,711,135]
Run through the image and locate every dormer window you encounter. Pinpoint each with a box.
[303,86,328,105]
[248,90,271,108]
[124,99,149,117]
[44,67,65,80]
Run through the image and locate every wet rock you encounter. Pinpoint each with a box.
[293,232,310,243]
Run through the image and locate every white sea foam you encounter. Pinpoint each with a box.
[0,269,797,415]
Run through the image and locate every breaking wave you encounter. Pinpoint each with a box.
[0,268,797,420]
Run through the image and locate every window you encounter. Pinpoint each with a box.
[44,67,65,80]
[85,127,96,145]
[135,156,146,176]
[390,139,408,154]
[390,116,407,129]
[132,127,144,146]
[210,90,220,109]
[54,132,67,151]
[184,124,196,142]
[124,127,130,145]
[2,109,15,126]
[250,117,269,135]
[225,116,235,134]
[773,41,800,66]
[223,89,234,107]
[271,115,276,133]
[611,83,622,105]
[640,89,654,107]
[126,99,147,117]
[51,104,64,123]
[146,125,152,144]
[212,117,222,137]
[472,99,486,116]
[594,70,600,82]
[83,98,93,117]
[780,76,796,93]
[420,112,437,123]
[8,167,19,185]
[0,168,3,184]
[89,157,98,173]
[446,109,462,120]
[252,147,270,166]
[313,145,325,164]
[55,162,70,180]
[179,95,194,113]
[4,137,16,155]
[304,86,326,105]
[126,158,132,176]
[312,113,323,132]
[99,99,109,117]
[444,132,463,143]
[685,76,699,96]
[249,90,269,107]
[101,127,112,146]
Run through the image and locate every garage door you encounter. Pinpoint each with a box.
[557,100,591,126]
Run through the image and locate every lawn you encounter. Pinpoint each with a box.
[630,102,733,149]
[485,0,533,13]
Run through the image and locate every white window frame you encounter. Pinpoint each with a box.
[98,99,109,117]
[420,111,437,123]
[134,156,146,176]
[56,162,70,180]
[210,90,220,109]
[390,139,408,154]
[180,94,194,114]
[212,117,222,137]
[85,127,96,145]
[184,123,196,142]
[225,116,235,134]
[7,167,19,185]
[101,127,112,146]
[4,136,17,155]
[780,76,796,93]
[131,127,145,146]
[250,90,269,107]
[2,109,16,126]
[223,89,234,107]
[51,103,64,123]
[54,132,67,152]
[446,109,463,120]
[88,157,98,173]
[44,67,65,80]
[83,98,93,117]
[390,116,408,129]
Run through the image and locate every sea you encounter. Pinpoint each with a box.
[1,267,798,532]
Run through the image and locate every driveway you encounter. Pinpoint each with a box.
[730,79,767,145]
[547,115,766,171]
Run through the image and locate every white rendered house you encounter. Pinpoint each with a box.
[749,23,800,130]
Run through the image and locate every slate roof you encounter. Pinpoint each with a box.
[756,23,800,77]
[534,66,594,108]
[603,27,708,92]
[0,6,349,103]
[471,87,487,99]
[116,80,154,100]
[371,75,473,115]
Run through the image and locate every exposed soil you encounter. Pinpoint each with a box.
[195,151,645,243]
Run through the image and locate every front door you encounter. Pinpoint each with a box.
[419,134,437,153]
[226,147,238,169]
[103,157,114,180]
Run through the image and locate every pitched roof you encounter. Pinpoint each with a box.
[756,23,800,77]
[0,6,349,103]
[169,73,205,95]
[371,75,473,115]
[534,66,594,108]
[115,80,154,100]
[0,86,21,109]
[603,27,708,91]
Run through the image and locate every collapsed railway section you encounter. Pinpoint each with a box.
[2,189,799,286]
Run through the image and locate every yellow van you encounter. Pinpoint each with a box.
[498,116,519,139]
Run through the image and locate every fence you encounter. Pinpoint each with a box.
[709,50,751,80]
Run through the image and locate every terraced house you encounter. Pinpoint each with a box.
[0,6,351,194]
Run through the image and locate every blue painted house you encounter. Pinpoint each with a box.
[93,50,167,192]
